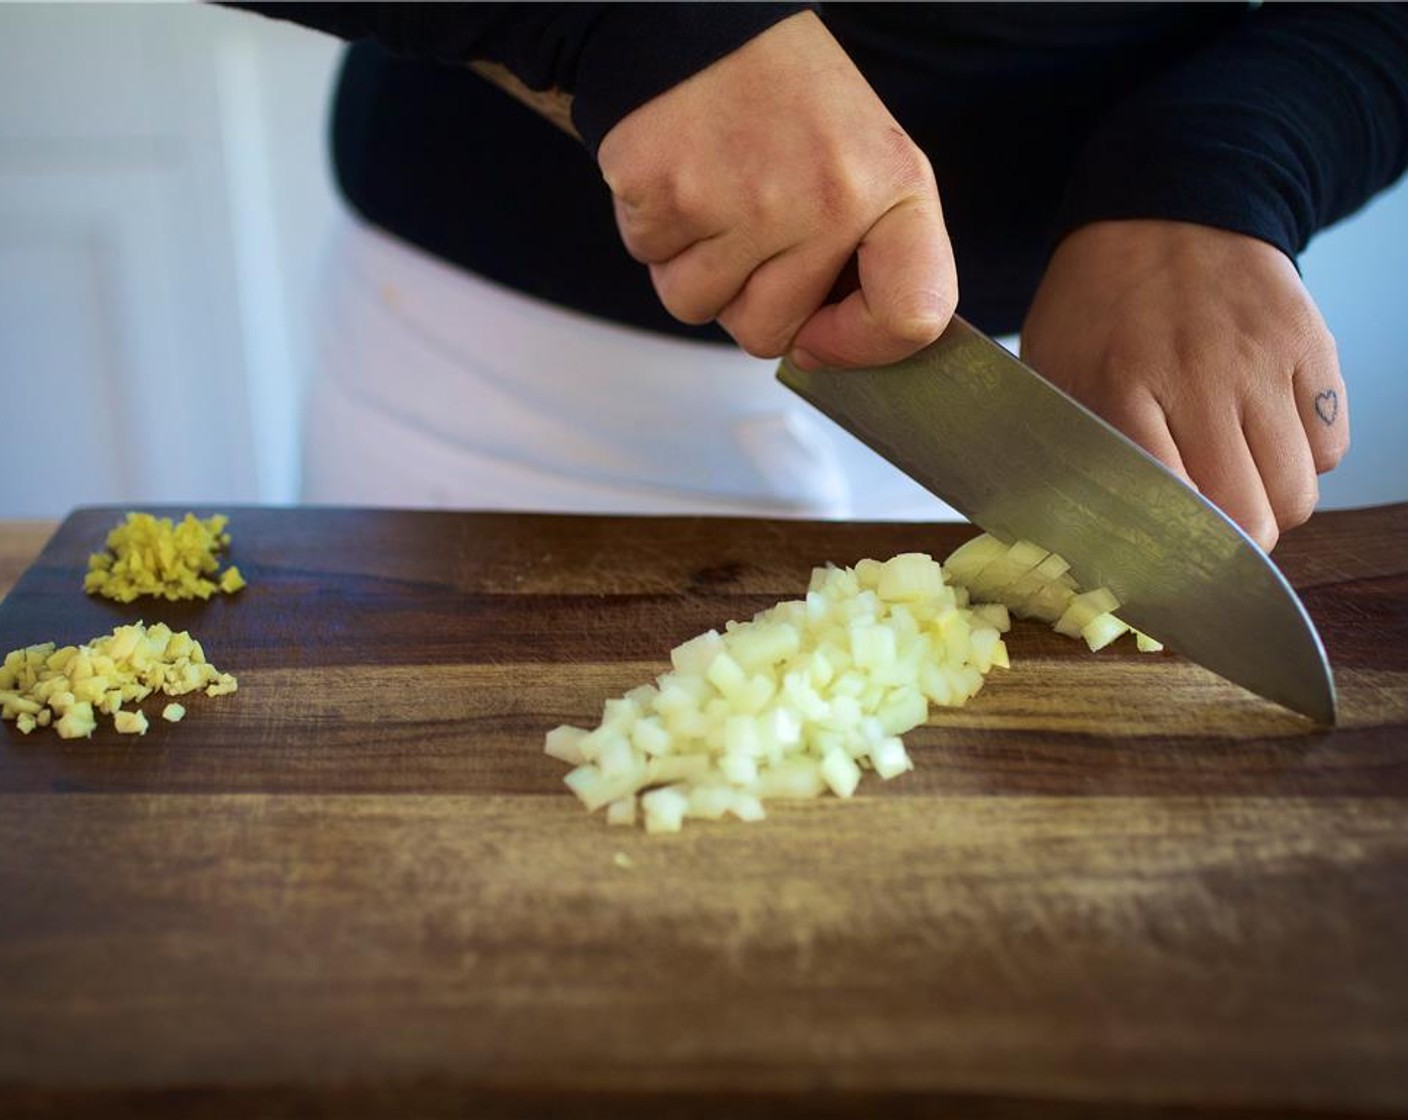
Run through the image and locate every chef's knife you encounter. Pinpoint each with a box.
[777,315,1336,724]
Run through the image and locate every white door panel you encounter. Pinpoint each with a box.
[0,153,257,515]
[0,3,339,518]
[1,223,132,504]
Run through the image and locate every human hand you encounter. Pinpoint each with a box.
[1020,220,1349,551]
[596,11,956,368]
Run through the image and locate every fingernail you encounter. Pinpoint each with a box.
[790,349,820,371]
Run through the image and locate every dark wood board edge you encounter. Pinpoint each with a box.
[0,1083,1390,1120]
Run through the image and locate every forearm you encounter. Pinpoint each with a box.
[1053,2,1408,258]
[226,2,810,151]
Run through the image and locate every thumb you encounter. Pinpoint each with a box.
[790,195,957,369]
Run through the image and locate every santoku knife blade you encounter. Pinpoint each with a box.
[777,314,1336,724]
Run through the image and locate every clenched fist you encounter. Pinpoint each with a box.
[597,11,957,369]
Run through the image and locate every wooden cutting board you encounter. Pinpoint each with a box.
[1,504,1406,1119]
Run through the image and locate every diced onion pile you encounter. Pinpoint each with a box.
[84,512,246,603]
[547,533,1161,833]
[0,622,237,739]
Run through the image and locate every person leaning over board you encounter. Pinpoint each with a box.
[231,3,1408,548]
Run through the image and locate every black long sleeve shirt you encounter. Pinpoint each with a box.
[235,2,1408,339]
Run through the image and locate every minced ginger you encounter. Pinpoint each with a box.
[0,622,237,739]
[84,512,246,603]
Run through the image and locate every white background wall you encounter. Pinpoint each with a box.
[1,2,1404,520]
[0,2,339,518]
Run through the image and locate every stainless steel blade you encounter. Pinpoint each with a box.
[777,315,1336,724]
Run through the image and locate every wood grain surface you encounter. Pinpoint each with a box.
[1,505,1406,1119]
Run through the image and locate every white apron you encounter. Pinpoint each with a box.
[302,215,961,521]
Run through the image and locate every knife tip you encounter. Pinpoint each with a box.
[1285,673,1338,727]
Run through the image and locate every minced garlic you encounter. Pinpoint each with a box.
[84,512,246,603]
[0,622,236,739]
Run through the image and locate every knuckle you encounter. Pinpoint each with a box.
[601,154,654,214]
[659,295,717,327]
[616,207,676,265]
[814,165,872,230]
[1277,479,1320,530]
[930,281,960,328]
[619,230,661,265]
[877,279,957,346]
[1203,477,1279,552]
[746,323,794,359]
[1294,304,1336,355]
[879,124,934,187]
[650,267,718,326]
[1318,325,1339,361]
[1248,511,1280,553]
[743,176,792,230]
[1280,299,1339,373]
[819,132,934,229]
[735,334,787,360]
[720,312,791,359]
[671,304,718,328]
[613,172,713,259]
[1312,431,1348,474]
[902,149,938,199]
[667,169,713,225]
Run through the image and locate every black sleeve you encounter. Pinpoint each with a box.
[228,2,811,152]
[1052,2,1408,259]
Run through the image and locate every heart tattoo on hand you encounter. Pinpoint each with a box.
[1314,389,1339,426]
